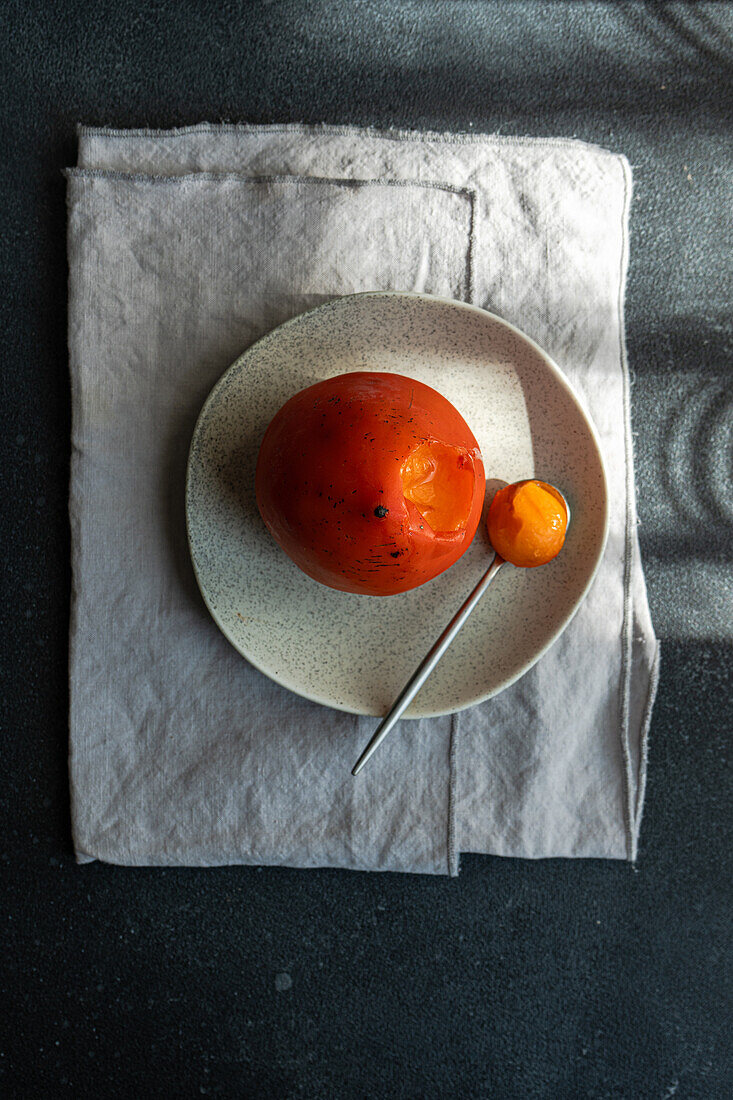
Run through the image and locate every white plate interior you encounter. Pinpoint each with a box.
[186,293,608,717]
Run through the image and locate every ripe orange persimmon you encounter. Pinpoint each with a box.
[255,372,485,595]
[487,480,568,567]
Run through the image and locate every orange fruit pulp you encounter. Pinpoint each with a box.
[401,441,475,533]
[487,480,568,567]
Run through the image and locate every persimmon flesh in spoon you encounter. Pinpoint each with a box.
[487,479,568,567]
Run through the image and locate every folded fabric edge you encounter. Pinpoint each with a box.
[71,850,452,875]
[448,713,459,876]
[62,166,473,199]
[630,641,661,863]
[616,152,638,862]
[75,120,627,161]
[615,153,658,864]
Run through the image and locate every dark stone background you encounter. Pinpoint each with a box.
[1,2,731,1097]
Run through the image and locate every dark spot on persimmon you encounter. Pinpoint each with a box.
[374,505,389,518]
[390,551,400,558]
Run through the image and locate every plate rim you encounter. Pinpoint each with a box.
[185,291,610,717]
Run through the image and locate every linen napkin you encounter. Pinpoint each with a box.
[66,124,658,873]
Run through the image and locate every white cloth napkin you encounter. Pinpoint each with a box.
[66,124,658,873]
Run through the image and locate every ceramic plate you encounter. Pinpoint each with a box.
[186,293,608,717]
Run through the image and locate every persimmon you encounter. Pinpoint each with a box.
[487,479,568,567]
[255,372,485,595]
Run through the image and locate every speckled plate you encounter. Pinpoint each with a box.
[186,293,608,717]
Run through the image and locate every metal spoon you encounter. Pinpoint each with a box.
[351,482,569,776]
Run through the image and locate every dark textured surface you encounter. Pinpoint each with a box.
[2,2,732,1097]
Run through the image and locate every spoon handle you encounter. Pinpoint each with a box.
[351,554,505,776]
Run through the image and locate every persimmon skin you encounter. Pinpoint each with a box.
[255,372,485,595]
[487,480,568,568]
